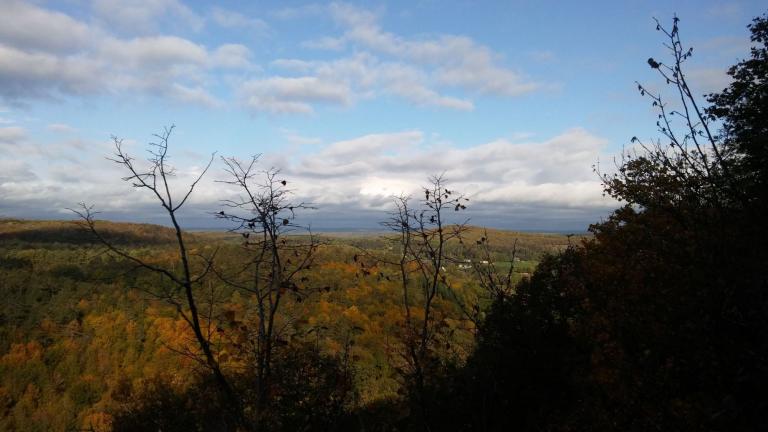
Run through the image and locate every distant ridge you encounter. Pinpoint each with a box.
[0,218,182,246]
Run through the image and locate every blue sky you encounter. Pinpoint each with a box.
[0,0,764,231]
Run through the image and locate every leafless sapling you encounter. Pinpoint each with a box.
[214,155,320,421]
[381,174,469,428]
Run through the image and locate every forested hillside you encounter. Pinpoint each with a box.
[0,219,563,431]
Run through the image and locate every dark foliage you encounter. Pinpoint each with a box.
[111,375,233,432]
[421,12,768,431]
[0,220,180,247]
[112,343,355,432]
[706,13,768,195]
[428,249,590,431]
[254,342,356,431]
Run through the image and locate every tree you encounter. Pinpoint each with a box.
[616,15,732,212]
[572,14,768,430]
[430,247,590,431]
[214,156,326,428]
[72,134,357,431]
[467,232,518,316]
[381,175,468,429]
[427,13,768,431]
[706,13,768,197]
[72,126,245,429]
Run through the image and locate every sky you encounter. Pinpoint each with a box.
[0,0,764,231]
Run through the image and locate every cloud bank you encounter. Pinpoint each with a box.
[0,126,615,230]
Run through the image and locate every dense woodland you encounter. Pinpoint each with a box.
[0,220,562,431]
[1,13,767,431]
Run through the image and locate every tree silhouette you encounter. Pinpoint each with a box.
[214,156,323,427]
[72,126,245,429]
[427,13,768,431]
[706,13,768,203]
[381,174,468,429]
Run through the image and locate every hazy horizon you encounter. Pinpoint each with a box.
[0,211,598,234]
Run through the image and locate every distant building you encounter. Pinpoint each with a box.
[458,259,472,270]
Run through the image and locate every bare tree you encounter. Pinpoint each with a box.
[214,156,320,425]
[381,174,469,429]
[470,232,518,302]
[612,15,735,209]
[71,126,245,428]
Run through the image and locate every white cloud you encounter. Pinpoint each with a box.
[327,3,385,47]
[211,44,254,69]
[0,3,254,106]
[0,2,540,114]
[210,7,268,32]
[271,3,540,113]
[240,76,352,114]
[0,159,37,183]
[0,1,94,53]
[0,44,104,99]
[324,3,540,97]
[285,128,613,212]
[168,84,220,107]
[375,62,474,110]
[100,36,207,68]
[0,126,25,143]
[47,123,77,133]
[262,53,473,112]
[281,129,322,146]
[271,59,315,72]
[91,0,204,34]
[0,132,214,220]
[435,58,539,96]
[301,36,346,51]
[320,131,423,160]
[0,127,616,229]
